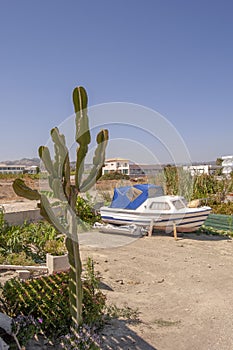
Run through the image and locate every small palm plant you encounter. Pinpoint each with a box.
[13,86,108,326]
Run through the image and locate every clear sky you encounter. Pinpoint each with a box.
[0,0,232,163]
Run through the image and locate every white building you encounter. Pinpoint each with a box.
[102,158,163,178]
[102,158,130,175]
[222,155,233,175]
[183,165,213,176]
[0,164,26,174]
[0,164,38,174]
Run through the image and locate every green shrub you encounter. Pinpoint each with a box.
[0,259,106,340]
[208,201,233,215]
[12,315,42,347]
[43,239,67,256]
[0,254,5,264]
[4,251,36,266]
[1,272,71,338]
[100,172,130,180]
[0,219,65,264]
[192,174,220,199]
[76,196,101,226]
[82,258,106,326]
[0,206,8,235]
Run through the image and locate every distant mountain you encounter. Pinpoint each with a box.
[1,158,40,166]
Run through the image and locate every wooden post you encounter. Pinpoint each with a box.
[148,219,154,237]
[173,222,177,240]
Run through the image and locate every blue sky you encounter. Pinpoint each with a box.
[0,0,232,163]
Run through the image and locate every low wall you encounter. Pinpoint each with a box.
[4,209,42,225]
[3,203,63,226]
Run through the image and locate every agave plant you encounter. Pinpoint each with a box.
[13,86,108,326]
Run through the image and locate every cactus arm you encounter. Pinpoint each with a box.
[73,87,91,189]
[50,127,72,200]
[13,179,41,200]
[38,146,56,177]
[73,86,88,113]
[75,145,88,191]
[80,129,109,192]
[51,128,68,177]
[63,154,71,202]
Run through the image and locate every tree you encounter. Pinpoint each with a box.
[216,158,223,166]
[215,158,223,176]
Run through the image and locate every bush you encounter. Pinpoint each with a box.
[1,272,71,338]
[43,239,66,256]
[0,217,66,264]
[76,196,101,226]
[0,259,106,340]
[82,258,106,325]
[12,315,42,347]
[1,251,35,265]
[100,172,130,180]
[207,200,233,215]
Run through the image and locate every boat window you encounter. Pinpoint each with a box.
[148,187,164,197]
[150,202,170,210]
[126,187,142,202]
[172,199,186,210]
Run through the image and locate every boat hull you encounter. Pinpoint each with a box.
[100,207,211,233]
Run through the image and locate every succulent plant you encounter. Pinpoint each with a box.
[13,86,109,326]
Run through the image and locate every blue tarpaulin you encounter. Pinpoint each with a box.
[110,184,164,210]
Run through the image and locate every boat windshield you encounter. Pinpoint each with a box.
[150,201,170,210]
[172,199,186,210]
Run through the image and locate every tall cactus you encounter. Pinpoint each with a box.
[13,86,109,326]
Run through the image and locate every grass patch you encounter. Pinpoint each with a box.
[106,304,140,323]
[153,318,181,327]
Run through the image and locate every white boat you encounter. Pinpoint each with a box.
[100,184,211,233]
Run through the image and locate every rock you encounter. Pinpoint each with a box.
[157,278,164,283]
[0,313,12,335]
[187,199,201,208]
[16,269,31,280]
[116,279,124,285]
[0,337,9,349]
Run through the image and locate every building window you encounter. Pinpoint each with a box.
[122,169,128,174]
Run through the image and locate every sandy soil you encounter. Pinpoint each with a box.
[1,229,233,349]
[1,178,233,349]
[80,232,233,350]
[0,177,39,203]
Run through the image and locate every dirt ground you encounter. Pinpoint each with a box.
[1,178,233,349]
[1,233,232,350]
[80,232,233,350]
[0,177,39,203]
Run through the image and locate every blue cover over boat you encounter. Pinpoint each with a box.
[110,184,164,210]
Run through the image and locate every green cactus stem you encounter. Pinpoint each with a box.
[13,86,109,327]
